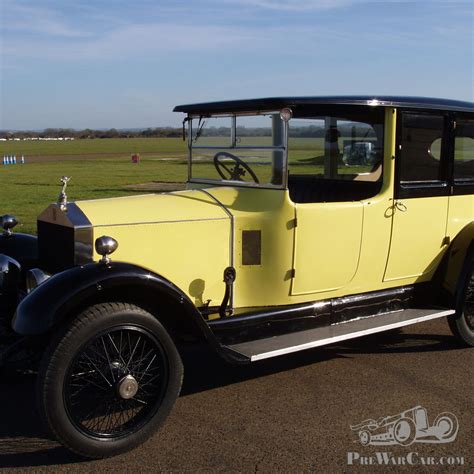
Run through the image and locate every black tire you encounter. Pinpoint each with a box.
[448,269,474,347]
[36,302,183,459]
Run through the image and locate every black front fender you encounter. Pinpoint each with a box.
[0,233,38,271]
[12,262,213,341]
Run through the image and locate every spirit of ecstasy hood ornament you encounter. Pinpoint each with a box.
[57,176,71,212]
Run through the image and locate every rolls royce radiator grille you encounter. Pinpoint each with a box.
[38,222,76,273]
[37,204,93,274]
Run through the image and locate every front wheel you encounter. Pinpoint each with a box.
[37,302,183,459]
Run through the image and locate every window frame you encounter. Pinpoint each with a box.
[395,110,451,199]
[452,112,474,196]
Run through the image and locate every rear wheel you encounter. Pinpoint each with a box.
[37,302,183,459]
[449,268,474,347]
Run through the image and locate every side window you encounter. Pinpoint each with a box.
[397,113,448,197]
[287,111,385,203]
[454,118,474,185]
[399,113,446,183]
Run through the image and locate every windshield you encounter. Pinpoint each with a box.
[188,113,286,188]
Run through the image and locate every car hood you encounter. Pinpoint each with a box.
[74,189,229,227]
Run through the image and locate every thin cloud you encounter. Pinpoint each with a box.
[224,0,354,11]
[3,23,263,60]
[4,18,463,62]
[227,0,474,9]
[1,0,92,38]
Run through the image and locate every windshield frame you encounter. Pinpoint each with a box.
[186,111,289,190]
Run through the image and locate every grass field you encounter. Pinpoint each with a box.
[0,137,372,234]
[0,138,180,233]
[0,137,187,157]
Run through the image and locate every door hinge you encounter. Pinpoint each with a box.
[290,269,296,278]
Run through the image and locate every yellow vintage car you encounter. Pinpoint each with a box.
[0,96,472,458]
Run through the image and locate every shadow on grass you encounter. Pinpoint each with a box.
[0,328,465,468]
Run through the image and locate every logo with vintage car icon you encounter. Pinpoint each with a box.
[351,406,459,446]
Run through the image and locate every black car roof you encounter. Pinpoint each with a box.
[174,96,474,114]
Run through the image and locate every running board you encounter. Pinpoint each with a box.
[225,308,455,362]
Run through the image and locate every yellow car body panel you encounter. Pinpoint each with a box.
[77,190,232,307]
[77,190,229,226]
[384,196,449,281]
[446,195,474,240]
[200,186,295,308]
[292,201,364,295]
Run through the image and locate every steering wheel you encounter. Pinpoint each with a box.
[213,152,259,183]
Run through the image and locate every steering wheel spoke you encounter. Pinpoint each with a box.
[213,152,259,184]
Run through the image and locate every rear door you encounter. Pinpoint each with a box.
[384,112,450,282]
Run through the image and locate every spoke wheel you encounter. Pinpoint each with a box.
[64,326,168,439]
[37,303,183,459]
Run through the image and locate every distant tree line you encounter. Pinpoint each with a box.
[0,124,374,140]
[201,124,374,138]
[0,127,183,140]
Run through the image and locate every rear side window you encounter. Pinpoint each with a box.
[396,112,450,198]
[399,113,446,184]
[454,118,474,184]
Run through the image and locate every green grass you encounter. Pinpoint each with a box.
[0,137,187,157]
[0,157,190,234]
[0,138,189,234]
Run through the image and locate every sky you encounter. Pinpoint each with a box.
[0,0,473,130]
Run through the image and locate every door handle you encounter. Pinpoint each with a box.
[395,200,407,212]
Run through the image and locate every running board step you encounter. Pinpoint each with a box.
[225,308,455,362]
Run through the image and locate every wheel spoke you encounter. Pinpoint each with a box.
[133,397,148,406]
[108,333,127,366]
[64,325,168,438]
[126,335,142,371]
[101,335,116,383]
[138,354,157,382]
[83,353,112,387]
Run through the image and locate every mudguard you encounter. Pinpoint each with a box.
[442,222,474,305]
[0,254,21,296]
[12,261,215,341]
[0,233,38,271]
[0,254,21,313]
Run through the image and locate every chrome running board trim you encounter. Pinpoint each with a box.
[226,308,455,362]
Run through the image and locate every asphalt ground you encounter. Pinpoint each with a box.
[0,317,472,472]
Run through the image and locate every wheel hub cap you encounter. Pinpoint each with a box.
[117,374,139,399]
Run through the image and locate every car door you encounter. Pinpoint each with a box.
[291,201,363,295]
[288,111,385,296]
[384,112,450,282]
